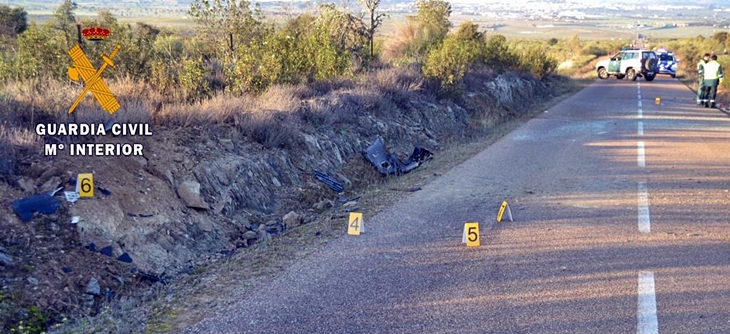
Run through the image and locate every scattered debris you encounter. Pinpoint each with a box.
[11,194,62,222]
[70,216,80,225]
[62,266,72,273]
[389,187,422,192]
[27,277,39,285]
[313,171,345,193]
[336,173,353,187]
[100,246,113,257]
[64,191,80,203]
[362,137,433,175]
[97,187,112,196]
[118,253,133,263]
[38,176,63,194]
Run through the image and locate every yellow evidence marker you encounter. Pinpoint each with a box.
[347,212,365,235]
[76,173,94,198]
[496,201,513,223]
[655,97,661,105]
[461,222,480,247]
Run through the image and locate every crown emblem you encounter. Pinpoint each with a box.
[82,26,111,41]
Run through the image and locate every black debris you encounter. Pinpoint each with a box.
[362,137,433,175]
[62,266,72,273]
[86,243,97,252]
[11,194,62,222]
[100,246,113,257]
[314,171,345,193]
[117,253,133,263]
[97,187,112,196]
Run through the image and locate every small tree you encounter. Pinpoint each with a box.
[0,5,28,37]
[52,0,78,48]
[414,0,451,45]
[358,0,386,60]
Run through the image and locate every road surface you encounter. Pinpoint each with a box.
[183,76,730,334]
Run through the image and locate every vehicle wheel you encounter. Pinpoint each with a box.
[645,73,656,82]
[670,74,676,78]
[616,74,625,79]
[597,68,609,79]
[627,69,637,81]
[644,58,658,72]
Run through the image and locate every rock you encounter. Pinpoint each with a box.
[271,177,281,187]
[176,181,209,209]
[313,199,334,211]
[27,277,39,285]
[0,252,14,266]
[197,216,214,232]
[242,231,258,240]
[342,201,358,209]
[37,167,61,186]
[86,277,101,296]
[49,223,59,232]
[282,211,302,229]
[38,176,62,194]
[17,177,35,193]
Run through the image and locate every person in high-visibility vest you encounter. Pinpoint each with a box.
[697,53,710,105]
[701,54,724,108]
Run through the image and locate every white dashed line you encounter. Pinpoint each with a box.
[638,100,643,107]
[638,181,651,233]
[638,108,643,118]
[637,141,646,167]
[638,122,644,135]
[637,271,659,334]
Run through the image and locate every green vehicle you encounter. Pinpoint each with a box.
[596,48,659,81]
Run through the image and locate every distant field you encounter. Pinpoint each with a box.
[26,11,729,42]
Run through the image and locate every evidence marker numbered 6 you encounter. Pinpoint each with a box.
[347,212,365,236]
[76,173,94,198]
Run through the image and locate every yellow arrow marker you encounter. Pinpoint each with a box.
[655,97,661,105]
[462,222,480,247]
[497,201,513,223]
[347,212,364,235]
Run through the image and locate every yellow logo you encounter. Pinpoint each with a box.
[67,43,122,115]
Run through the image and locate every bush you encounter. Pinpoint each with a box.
[423,35,482,92]
[518,45,557,79]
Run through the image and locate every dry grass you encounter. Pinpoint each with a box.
[381,20,420,64]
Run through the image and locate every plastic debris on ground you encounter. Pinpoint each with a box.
[64,191,80,203]
[11,194,62,222]
[313,171,345,193]
[362,137,433,176]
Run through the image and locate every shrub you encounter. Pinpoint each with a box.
[518,45,557,79]
[423,35,482,92]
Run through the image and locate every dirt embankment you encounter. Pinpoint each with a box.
[0,69,573,331]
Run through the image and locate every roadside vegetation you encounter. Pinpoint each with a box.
[660,32,730,91]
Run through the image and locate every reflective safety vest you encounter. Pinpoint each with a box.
[703,61,722,80]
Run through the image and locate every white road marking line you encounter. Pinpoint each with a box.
[638,94,642,100]
[637,271,659,334]
[638,141,646,167]
[638,181,651,233]
[638,108,643,118]
[638,121,644,135]
[638,100,643,107]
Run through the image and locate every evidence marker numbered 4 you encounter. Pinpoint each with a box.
[347,212,366,236]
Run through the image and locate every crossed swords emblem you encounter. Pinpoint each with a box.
[67,44,122,115]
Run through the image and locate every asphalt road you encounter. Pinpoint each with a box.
[183,75,730,334]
